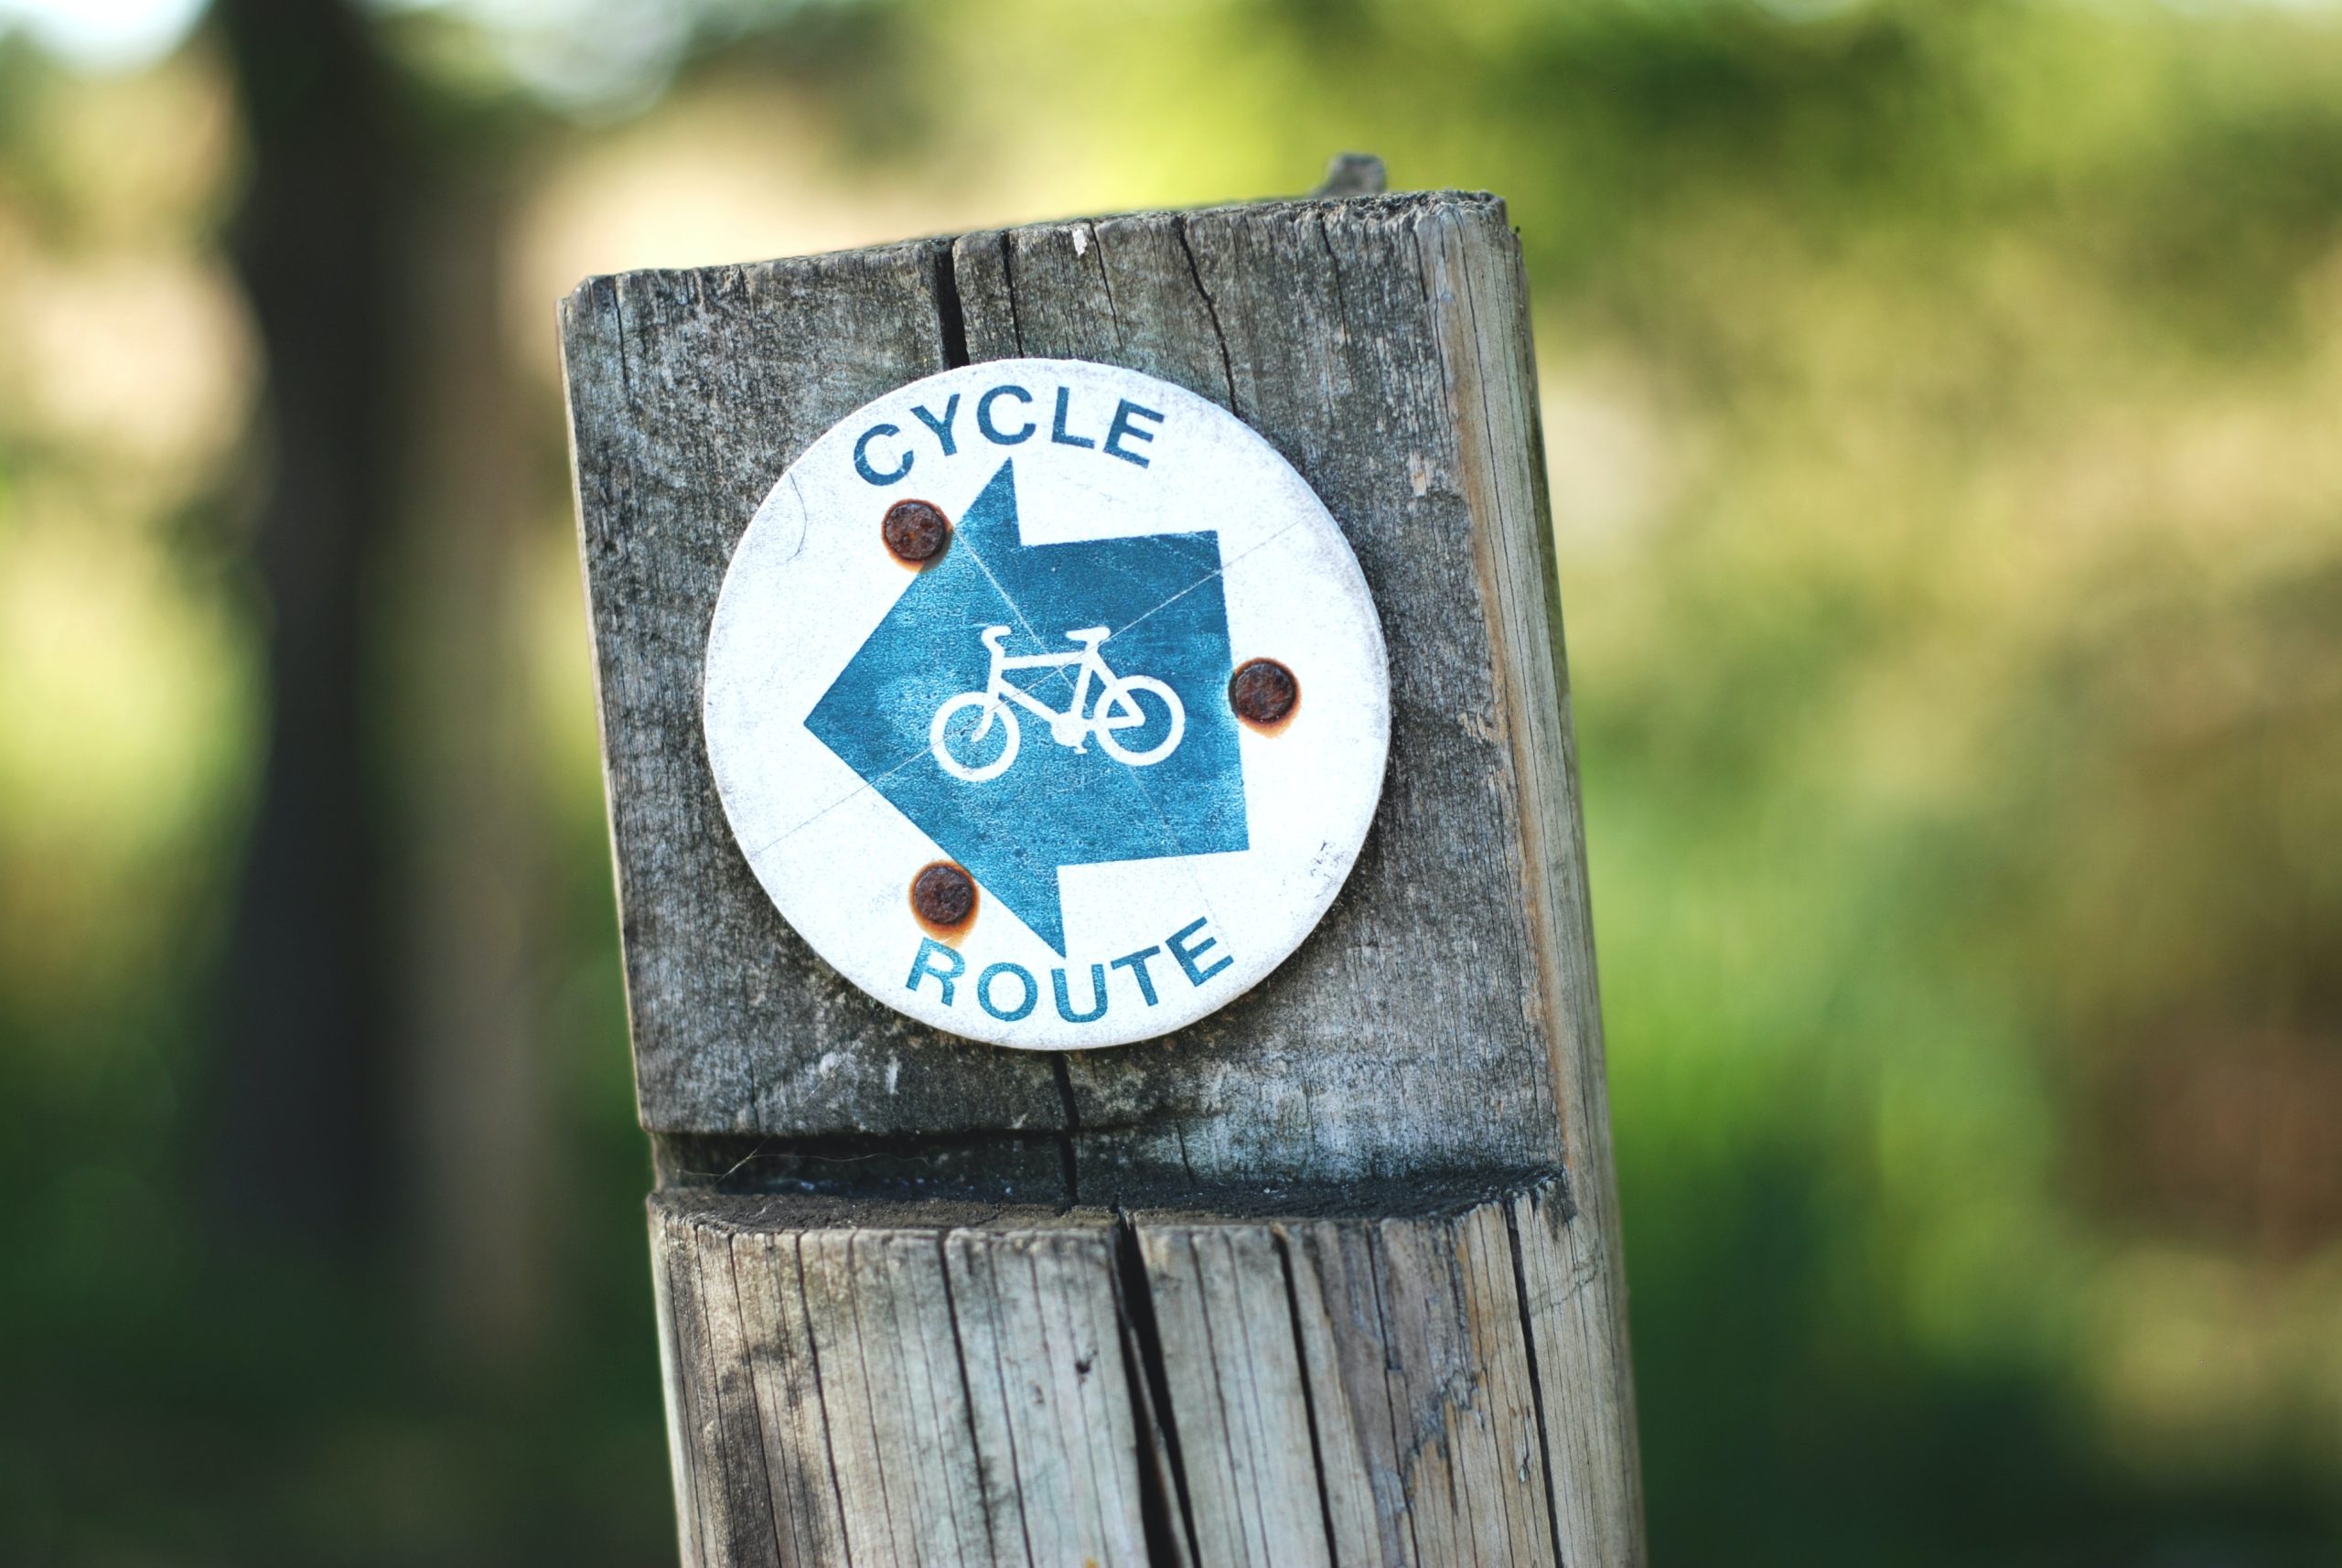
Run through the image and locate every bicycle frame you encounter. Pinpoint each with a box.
[930,624,1186,782]
[978,626,1121,738]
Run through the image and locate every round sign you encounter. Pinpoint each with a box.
[704,359,1388,1050]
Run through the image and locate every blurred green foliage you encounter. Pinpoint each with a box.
[3,0,2339,1562]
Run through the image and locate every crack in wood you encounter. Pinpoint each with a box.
[1170,213,1237,412]
[1505,1194,1570,1568]
[1271,1228,1344,1563]
[1112,1211,1203,1567]
[934,1232,1000,1563]
[790,1232,855,1565]
[931,240,971,369]
[649,1177,1625,1566]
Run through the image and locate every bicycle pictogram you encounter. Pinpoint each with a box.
[929,625,1187,782]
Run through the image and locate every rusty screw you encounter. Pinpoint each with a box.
[911,862,976,927]
[882,499,951,564]
[1229,659,1298,725]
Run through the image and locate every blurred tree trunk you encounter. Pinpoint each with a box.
[397,154,553,1361]
[208,0,403,1251]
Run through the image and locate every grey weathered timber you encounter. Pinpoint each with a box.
[561,242,1063,1142]
[654,1177,1625,1568]
[1126,1176,1634,1568]
[564,193,1599,1192]
[563,184,1642,1565]
[653,1194,1151,1568]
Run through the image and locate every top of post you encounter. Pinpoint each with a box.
[559,182,1606,1212]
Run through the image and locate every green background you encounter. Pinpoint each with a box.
[1,0,2337,1562]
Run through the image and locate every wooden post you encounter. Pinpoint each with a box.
[562,182,1643,1566]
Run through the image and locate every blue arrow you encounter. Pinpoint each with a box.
[807,459,1248,954]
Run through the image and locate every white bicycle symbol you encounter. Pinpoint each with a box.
[929,625,1187,783]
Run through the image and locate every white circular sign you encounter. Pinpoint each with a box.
[704,359,1388,1050]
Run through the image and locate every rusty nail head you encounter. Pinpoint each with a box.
[1229,659,1298,725]
[883,499,951,564]
[911,862,976,927]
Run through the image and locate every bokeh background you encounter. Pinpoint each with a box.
[4,0,2339,1562]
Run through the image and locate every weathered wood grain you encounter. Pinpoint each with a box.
[565,186,1645,1564]
[655,1176,1634,1568]
[945,1224,1148,1565]
[1413,200,1645,1554]
[1511,1180,1643,1567]
[561,246,1064,1143]
[653,1193,1154,1568]
[944,199,1580,1191]
[561,192,1605,1196]
[1134,1187,1567,1567]
[1133,1222,1329,1568]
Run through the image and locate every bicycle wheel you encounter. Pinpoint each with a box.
[930,693,1020,781]
[1095,676,1186,766]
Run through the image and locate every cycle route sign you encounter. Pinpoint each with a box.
[703,359,1389,1050]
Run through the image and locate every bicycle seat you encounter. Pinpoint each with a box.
[1065,626,1111,644]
